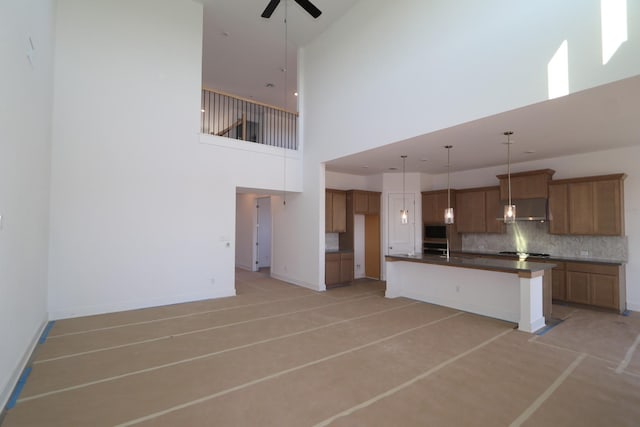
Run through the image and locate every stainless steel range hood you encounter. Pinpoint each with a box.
[495,198,548,221]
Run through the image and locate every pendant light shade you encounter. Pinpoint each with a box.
[400,155,408,224]
[503,131,516,223]
[444,145,454,224]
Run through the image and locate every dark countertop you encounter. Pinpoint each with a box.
[454,250,625,265]
[325,249,354,254]
[386,253,555,276]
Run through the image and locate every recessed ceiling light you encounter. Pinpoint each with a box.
[361,165,369,169]
[221,31,230,37]
[388,167,398,171]
[294,92,298,97]
[201,108,205,113]
[421,158,428,162]
[265,83,275,88]
[525,150,536,154]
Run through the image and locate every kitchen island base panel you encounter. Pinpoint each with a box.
[385,261,545,333]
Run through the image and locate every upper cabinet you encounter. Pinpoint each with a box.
[421,190,454,224]
[325,189,347,232]
[548,174,626,236]
[352,190,380,215]
[455,186,505,234]
[497,169,555,200]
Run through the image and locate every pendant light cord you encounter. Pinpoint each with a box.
[282,0,288,206]
[507,133,512,206]
[446,146,451,209]
[402,156,407,212]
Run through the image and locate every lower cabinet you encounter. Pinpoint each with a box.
[565,262,625,311]
[551,262,566,301]
[325,252,354,288]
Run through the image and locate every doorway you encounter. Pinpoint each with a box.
[256,196,272,270]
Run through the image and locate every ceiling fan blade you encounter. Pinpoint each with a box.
[261,0,281,18]
[294,0,322,18]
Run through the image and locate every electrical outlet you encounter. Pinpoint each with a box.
[580,250,589,256]
[356,264,361,270]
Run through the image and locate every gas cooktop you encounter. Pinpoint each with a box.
[498,251,550,258]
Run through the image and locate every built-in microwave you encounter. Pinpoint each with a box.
[424,225,447,239]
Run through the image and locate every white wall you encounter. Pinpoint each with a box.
[0,0,55,408]
[275,0,640,293]
[47,0,303,319]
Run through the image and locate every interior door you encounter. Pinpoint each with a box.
[257,197,271,268]
[387,193,416,255]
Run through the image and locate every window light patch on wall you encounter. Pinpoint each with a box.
[601,0,627,65]
[547,40,569,99]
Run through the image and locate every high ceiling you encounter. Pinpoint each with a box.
[199,1,640,175]
[201,0,358,111]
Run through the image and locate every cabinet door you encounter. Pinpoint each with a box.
[332,192,347,232]
[354,191,369,214]
[566,271,590,304]
[422,192,446,224]
[325,191,333,232]
[590,273,618,309]
[593,180,622,235]
[340,253,354,283]
[551,268,566,301]
[568,182,593,234]
[485,188,505,233]
[456,191,486,233]
[548,183,568,234]
[368,193,380,215]
[325,253,340,286]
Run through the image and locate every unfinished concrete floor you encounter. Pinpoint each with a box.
[2,269,640,426]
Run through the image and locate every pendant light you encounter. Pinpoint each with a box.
[400,155,408,224]
[444,145,454,224]
[503,131,516,223]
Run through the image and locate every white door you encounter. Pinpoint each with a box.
[257,197,271,268]
[387,193,416,255]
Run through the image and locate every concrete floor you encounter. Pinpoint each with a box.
[2,269,640,426]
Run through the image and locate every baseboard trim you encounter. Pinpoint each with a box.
[270,272,323,292]
[48,288,236,320]
[626,301,639,312]
[1,315,48,411]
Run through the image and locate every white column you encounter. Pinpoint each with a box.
[518,272,545,333]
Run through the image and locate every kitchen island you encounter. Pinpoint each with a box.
[385,254,555,333]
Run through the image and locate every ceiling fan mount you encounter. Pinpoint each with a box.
[261,0,322,19]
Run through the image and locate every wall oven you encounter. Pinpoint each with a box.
[423,225,448,255]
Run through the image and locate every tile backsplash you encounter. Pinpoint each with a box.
[462,221,628,262]
[325,233,340,251]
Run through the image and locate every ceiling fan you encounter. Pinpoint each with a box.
[261,0,322,19]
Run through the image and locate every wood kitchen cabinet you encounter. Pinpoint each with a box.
[422,190,454,224]
[455,186,504,234]
[353,190,380,215]
[325,189,346,232]
[548,174,625,236]
[325,252,354,288]
[551,262,567,301]
[565,262,625,312]
[497,169,555,200]
[325,253,340,286]
[339,252,354,283]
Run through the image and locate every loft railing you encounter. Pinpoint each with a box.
[201,88,298,150]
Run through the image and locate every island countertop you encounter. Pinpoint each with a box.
[385,253,555,277]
